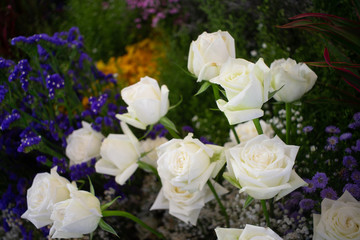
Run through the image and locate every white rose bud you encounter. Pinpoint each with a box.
[49,184,102,239]
[66,121,104,165]
[270,58,317,103]
[313,191,360,240]
[225,134,306,200]
[151,180,227,225]
[229,120,274,144]
[211,57,270,125]
[215,224,283,240]
[21,167,71,228]
[157,133,226,192]
[116,76,169,130]
[188,30,236,82]
[95,122,140,185]
[140,136,168,169]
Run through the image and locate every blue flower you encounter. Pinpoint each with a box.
[342,155,358,170]
[325,136,338,151]
[320,187,337,200]
[302,125,313,133]
[299,198,315,211]
[325,125,340,134]
[351,170,360,185]
[343,184,360,199]
[303,178,316,193]
[340,132,352,141]
[312,172,328,189]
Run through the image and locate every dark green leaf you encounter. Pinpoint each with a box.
[195,81,211,96]
[101,196,122,211]
[168,95,183,111]
[243,195,254,208]
[159,116,178,133]
[99,219,119,238]
[88,176,95,196]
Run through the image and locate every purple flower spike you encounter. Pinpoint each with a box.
[351,170,360,185]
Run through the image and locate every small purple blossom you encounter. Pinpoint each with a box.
[0,85,8,103]
[1,110,20,130]
[343,184,360,199]
[69,158,96,181]
[89,93,108,114]
[325,136,338,151]
[46,74,65,99]
[353,112,360,122]
[351,170,360,185]
[325,125,340,134]
[299,198,315,211]
[342,155,358,170]
[303,178,316,193]
[351,139,360,152]
[320,187,338,200]
[0,57,14,69]
[182,125,194,133]
[340,132,352,141]
[302,126,313,133]
[17,136,42,153]
[312,172,328,189]
[36,155,47,164]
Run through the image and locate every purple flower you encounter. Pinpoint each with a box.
[353,112,360,122]
[1,110,21,130]
[17,136,42,153]
[36,155,47,164]
[351,139,360,152]
[0,57,14,69]
[325,125,341,134]
[320,187,338,200]
[303,178,316,193]
[343,184,360,199]
[182,125,194,133]
[348,121,360,129]
[89,93,108,114]
[0,84,8,103]
[299,198,315,211]
[342,155,358,170]
[312,172,328,189]
[351,170,360,185]
[325,136,338,151]
[302,126,313,133]
[339,132,352,141]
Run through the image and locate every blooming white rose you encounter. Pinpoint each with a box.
[157,133,226,192]
[140,136,168,169]
[210,58,270,125]
[215,224,283,240]
[150,180,227,225]
[313,191,360,240]
[116,76,169,130]
[270,58,317,103]
[225,134,306,200]
[49,184,102,239]
[229,120,274,144]
[66,121,104,165]
[188,30,236,81]
[95,122,140,185]
[21,167,71,228]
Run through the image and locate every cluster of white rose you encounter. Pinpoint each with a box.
[21,30,360,240]
[21,168,102,239]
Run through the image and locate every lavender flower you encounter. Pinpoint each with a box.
[320,187,337,200]
[353,112,360,122]
[325,125,340,134]
[36,155,47,164]
[69,158,96,181]
[325,136,338,151]
[342,155,358,170]
[0,57,14,69]
[182,125,194,133]
[302,126,313,133]
[351,170,360,185]
[1,110,20,130]
[299,198,315,211]
[312,172,328,189]
[339,132,352,141]
[46,74,65,99]
[0,85,8,103]
[17,136,42,153]
[343,184,360,199]
[89,93,108,114]
[351,139,360,152]
[303,178,316,193]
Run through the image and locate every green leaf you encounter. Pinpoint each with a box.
[137,160,159,177]
[168,95,183,111]
[159,116,179,133]
[99,219,119,238]
[101,196,122,211]
[268,85,284,99]
[195,81,211,96]
[243,195,254,208]
[223,172,242,189]
[88,176,95,196]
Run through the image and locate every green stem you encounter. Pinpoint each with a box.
[212,84,220,100]
[261,200,270,227]
[285,102,291,144]
[230,125,240,144]
[207,180,230,228]
[252,118,263,135]
[102,210,165,239]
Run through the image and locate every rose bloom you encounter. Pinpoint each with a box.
[313,191,360,240]
[157,133,225,192]
[225,134,306,200]
[66,121,104,165]
[151,180,227,225]
[229,119,274,144]
[95,122,140,185]
[116,76,169,130]
[21,167,71,228]
[49,184,102,239]
[188,30,235,82]
[215,224,283,240]
[270,58,317,103]
[139,136,168,169]
[210,57,270,125]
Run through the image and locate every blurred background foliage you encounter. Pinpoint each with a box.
[1,0,359,144]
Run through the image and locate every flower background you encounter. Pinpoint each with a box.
[1,0,359,239]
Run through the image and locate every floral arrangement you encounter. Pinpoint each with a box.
[1,26,360,240]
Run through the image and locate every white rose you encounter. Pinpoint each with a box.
[229,120,274,144]
[225,134,306,200]
[21,167,71,228]
[188,30,236,81]
[49,184,102,239]
[157,133,226,192]
[116,76,169,130]
[66,121,104,165]
[215,224,283,240]
[313,191,360,240]
[95,122,140,185]
[150,180,227,225]
[270,58,317,103]
[140,136,168,169]
[210,58,270,125]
